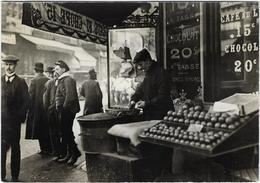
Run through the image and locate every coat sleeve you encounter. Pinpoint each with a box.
[96,82,103,99]
[43,81,50,111]
[63,77,80,113]
[19,79,30,123]
[80,82,85,97]
[146,70,171,109]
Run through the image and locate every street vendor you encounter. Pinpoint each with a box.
[129,48,173,120]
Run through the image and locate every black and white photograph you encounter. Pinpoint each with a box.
[1,1,259,182]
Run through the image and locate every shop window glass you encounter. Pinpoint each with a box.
[219,2,259,96]
[108,27,156,108]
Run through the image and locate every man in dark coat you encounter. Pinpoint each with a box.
[130,49,173,120]
[43,66,66,161]
[80,69,103,115]
[25,63,52,155]
[1,55,30,182]
[54,60,81,166]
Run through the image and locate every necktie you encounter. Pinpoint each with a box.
[6,76,11,83]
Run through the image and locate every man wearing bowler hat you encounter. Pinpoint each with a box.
[25,62,52,155]
[1,55,30,181]
[129,49,173,120]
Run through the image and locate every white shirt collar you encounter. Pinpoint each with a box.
[5,72,16,82]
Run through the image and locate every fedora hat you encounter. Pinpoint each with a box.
[34,62,44,72]
[133,49,152,64]
[2,55,19,63]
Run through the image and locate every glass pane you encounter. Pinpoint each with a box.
[108,27,156,108]
[165,2,201,99]
[220,2,259,93]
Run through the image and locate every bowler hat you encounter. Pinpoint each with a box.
[34,62,44,72]
[55,60,70,72]
[133,49,152,64]
[88,69,96,79]
[45,66,54,73]
[2,55,19,63]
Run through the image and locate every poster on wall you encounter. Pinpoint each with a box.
[220,2,259,93]
[166,2,201,99]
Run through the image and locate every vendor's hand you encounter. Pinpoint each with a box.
[129,101,136,109]
[135,100,145,108]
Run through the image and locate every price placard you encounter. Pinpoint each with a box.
[187,124,203,132]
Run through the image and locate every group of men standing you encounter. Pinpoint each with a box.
[1,56,81,182]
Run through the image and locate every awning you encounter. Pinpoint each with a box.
[20,34,75,54]
[20,34,96,67]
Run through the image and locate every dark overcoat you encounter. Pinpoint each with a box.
[25,73,49,139]
[55,75,80,114]
[80,79,103,115]
[131,62,174,120]
[1,75,29,141]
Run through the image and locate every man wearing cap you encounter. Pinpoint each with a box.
[54,60,81,166]
[129,49,173,120]
[25,62,52,155]
[1,55,30,181]
[80,69,103,115]
[43,66,66,160]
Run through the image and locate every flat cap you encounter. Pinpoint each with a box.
[2,55,19,62]
[55,60,70,72]
[133,49,152,64]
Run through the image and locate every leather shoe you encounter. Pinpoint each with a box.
[52,154,66,162]
[67,151,81,166]
[57,154,72,163]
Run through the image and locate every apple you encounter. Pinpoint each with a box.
[184,141,189,144]
[180,139,185,144]
[218,131,224,136]
[207,122,213,127]
[214,133,220,138]
[199,115,205,120]
[218,117,225,123]
[221,123,227,129]
[194,105,202,111]
[224,133,230,137]
[163,116,168,120]
[194,136,199,141]
[201,121,207,126]
[211,117,217,123]
[174,118,179,122]
[178,118,184,123]
[182,104,189,110]
[175,139,180,143]
[166,137,170,141]
[167,110,173,116]
[214,112,221,117]
[234,121,240,127]
[206,145,212,149]
[225,117,233,124]
[195,120,201,125]
[190,119,195,124]
[221,113,229,118]
[168,116,173,121]
[189,107,195,111]
[187,114,193,119]
[200,144,206,148]
[172,112,177,117]
[230,114,239,120]
[189,136,194,140]
[215,122,221,128]
[195,142,200,146]
[228,124,235,130]
[193,113,199,119]
[190,141,195,146]
[204,115,211,121]
[205,138,210,144]
[184,119,190,124]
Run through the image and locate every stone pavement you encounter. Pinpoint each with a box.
[4,101,87,182]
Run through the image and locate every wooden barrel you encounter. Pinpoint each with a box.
[77,113,125,153]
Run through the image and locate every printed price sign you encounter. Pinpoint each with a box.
[187,124,203,132]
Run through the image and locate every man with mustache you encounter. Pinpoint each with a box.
[1,55,29,182]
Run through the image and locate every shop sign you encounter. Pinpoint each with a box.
[22,2,107,45]
[1,32,16,45]
[166,2,201,99]
[220,2,259,88]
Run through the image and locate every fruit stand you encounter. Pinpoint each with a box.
[139,108,258,157]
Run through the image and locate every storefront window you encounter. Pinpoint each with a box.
[165,2,202,100]
[108,27,156,108]
[219,2,259,95]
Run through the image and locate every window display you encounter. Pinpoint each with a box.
[108,27,156,108]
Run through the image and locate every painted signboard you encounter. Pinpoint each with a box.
[22,2,107,44]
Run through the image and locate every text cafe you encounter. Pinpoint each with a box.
[22,2,259,182]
